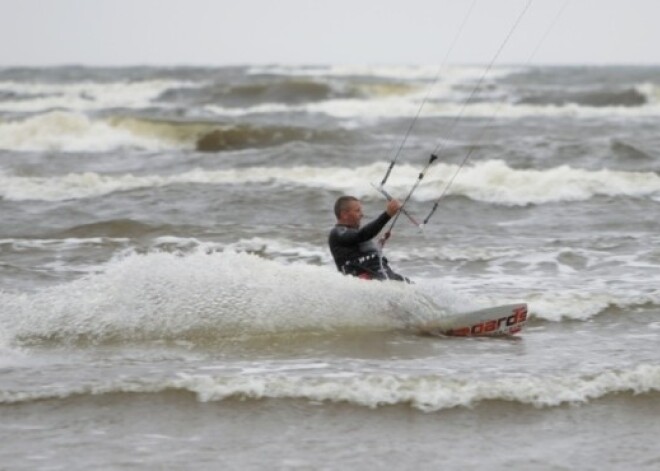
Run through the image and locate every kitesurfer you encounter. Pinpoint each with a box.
[328,196,409,282]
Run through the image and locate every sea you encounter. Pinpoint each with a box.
[0,64,659,470]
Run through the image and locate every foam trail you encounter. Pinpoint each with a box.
[0,251,453,345]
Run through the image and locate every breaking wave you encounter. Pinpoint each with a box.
[497,289,660,322]
[246,64,521,81]
[199,80,660,120]
[0,111,343,152]
[2,160,659,205]
[517,87,648,108]
[54,219,166,238]
[0,79,194,113]
[159,79,371,107]
[2,363,659,412]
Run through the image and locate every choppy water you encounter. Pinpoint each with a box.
[1,64,659,470]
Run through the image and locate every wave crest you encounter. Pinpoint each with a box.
[3,364,658,411]
[517,87,647,108]
[2,160,658,204]
[0,111,345,152]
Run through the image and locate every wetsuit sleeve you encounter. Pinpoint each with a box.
[333,212,391,246]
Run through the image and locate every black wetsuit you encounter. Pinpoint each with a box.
[328,212,407,281]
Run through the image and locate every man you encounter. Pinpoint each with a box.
[328,195,408,282]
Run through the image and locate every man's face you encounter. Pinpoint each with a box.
[341,200,363,228]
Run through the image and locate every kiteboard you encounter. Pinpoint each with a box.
[420,303,528,337]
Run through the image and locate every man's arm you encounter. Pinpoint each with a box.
[333,212,391,246]
[331,199,401,246]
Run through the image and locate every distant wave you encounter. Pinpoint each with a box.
[194,123,345,151]
[0,70,427,113]
[204,97,660,121]
[2,70,659,123]
[2,160,659,205]
[517,87,647,108]
[0,112,187,152]
[246,64,521,81]
[2,363,659,412]
[55,219,166,238]
[3,85,660,156]
[202,80,660,120]
[0,111,345,152]
[0,79,195,113]
[158,78,407,107]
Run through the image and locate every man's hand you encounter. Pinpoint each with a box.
[386,199,402,217]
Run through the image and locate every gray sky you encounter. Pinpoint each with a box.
[1,0,658,66]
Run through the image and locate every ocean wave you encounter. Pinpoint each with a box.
[0,67,489,120]
[109,115,345,152]
[246,64,521,82]
[0,112,186,152]
[2,364,658,411]
[412,160,660,205]
[203,81,660,120]
[55,219,165,238]
[0,236,130,252]
[204,98,660,120]
[0,111,343,152]
[491,289,660,322]
[1,233,329,265]
[517,87,647,108]
[3,70,659,123]
[0,250,454,346]
[2,160,659,205]
[159,79,360,107]
[0,79,197,113]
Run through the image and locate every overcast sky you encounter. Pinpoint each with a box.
[1,0,658,67]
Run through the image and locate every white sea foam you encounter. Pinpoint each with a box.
[2,160,658,205]
[0,79,195,113]
[246,64,520,81]
[0,237,130,251]
[496,288,660,322]
[233,99,660,120]
[176,363,660,410]
[28,232,658,322]
[0,250,450,345]
[1,237,654,350]
[637,82,660,105]
[205,82,660,120]
[3,82,659,154]
[222,237,330,264]
[0,111,191,152]
[1,363,658,411]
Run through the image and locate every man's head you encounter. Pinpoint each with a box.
[334,195,363,228]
